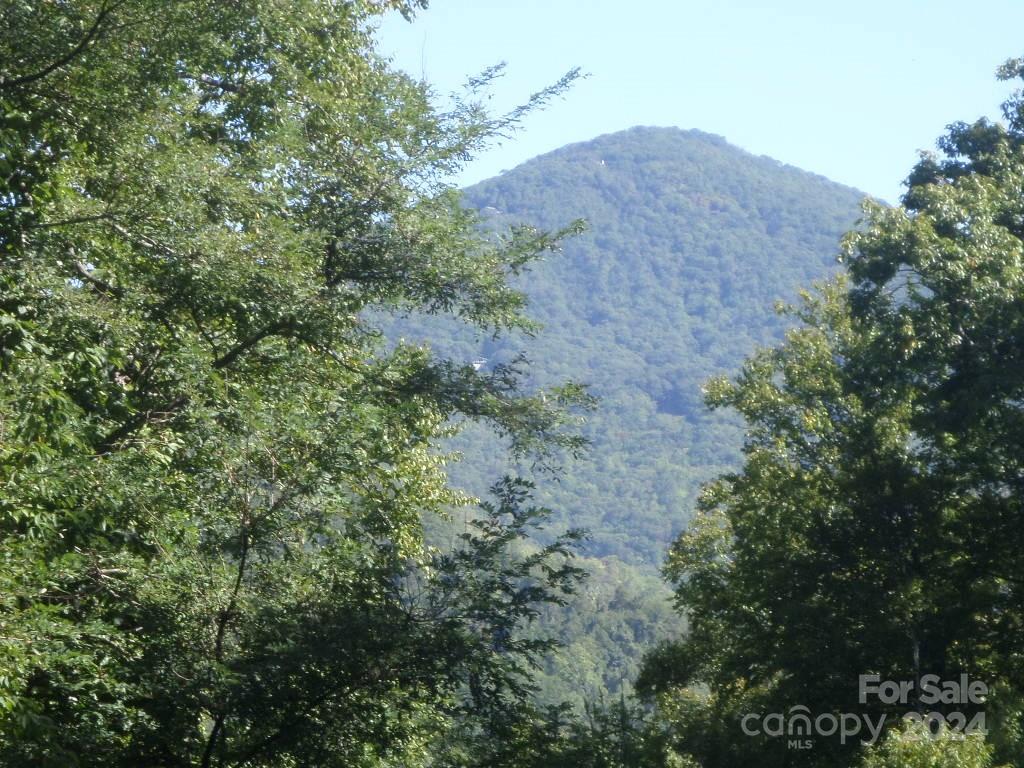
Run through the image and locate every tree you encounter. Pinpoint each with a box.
[0,1,588,764]
[859,721,995,768]
[643,59,1024,767]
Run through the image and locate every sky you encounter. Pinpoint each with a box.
[376,0,1024,203]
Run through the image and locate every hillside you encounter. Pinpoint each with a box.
[400,126,866,561]
[382,127,867,703]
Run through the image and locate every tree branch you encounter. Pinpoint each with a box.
[30,213,113,229]
[195,74,243,94]
[212,320,292,370]
[74,261,122,298]
[214,519,249,663]
[92,319,303,454]
[200,713,226,768]
[1,1,119,91]
[94,394,188,454]
[201,512,250,768]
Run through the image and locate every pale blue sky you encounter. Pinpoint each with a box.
[377,1,1024,203]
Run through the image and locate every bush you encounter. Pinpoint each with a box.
[859,720,994,768]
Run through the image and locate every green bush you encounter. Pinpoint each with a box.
[859,721,994,768]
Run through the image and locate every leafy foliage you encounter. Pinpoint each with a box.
[644,60,1024,767]
[0,1,591,764]
[859,722,995,768]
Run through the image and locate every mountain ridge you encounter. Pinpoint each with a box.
[492,125,867,201]
[451,125,867,562]
[385,127,868,703]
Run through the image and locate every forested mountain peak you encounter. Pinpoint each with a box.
[478,125,864,227]
[448,127,868,561]
[386,128,869,561]
[380,126,867,703]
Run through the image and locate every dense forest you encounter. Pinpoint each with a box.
[5,2,1024,767]
[406,126,866,562]
[383,127,866,705]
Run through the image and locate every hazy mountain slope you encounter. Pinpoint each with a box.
[437,127,866,561]
[386,127,866,704]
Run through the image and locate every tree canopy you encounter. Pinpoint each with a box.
[641,58,1024,768]
[0,1,590,765]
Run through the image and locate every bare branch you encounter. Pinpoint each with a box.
[74,261,122,298]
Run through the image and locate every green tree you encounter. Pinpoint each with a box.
[859,721,994,768]
[442,694,681,768]
[644,59,1024,767]
[0,1,587,764]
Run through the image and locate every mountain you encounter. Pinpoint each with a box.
[387,126,867,703]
